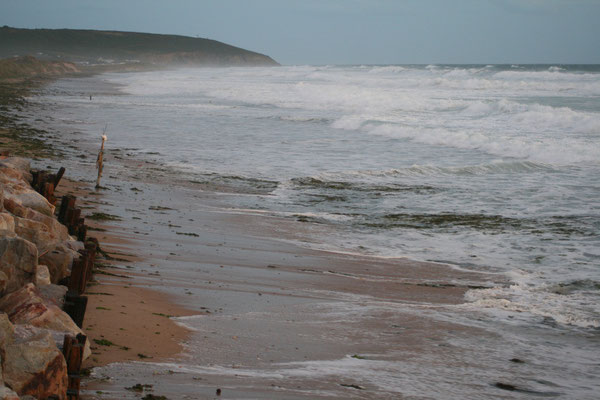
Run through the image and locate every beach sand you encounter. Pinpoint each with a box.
[54,178,196,368]
[46,165,499,399]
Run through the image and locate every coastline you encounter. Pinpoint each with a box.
[1,71,199,371]
[8,68,571,400]
[41,145,496,399]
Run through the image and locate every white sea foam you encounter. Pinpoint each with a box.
[464,269,600,329]
[362,123,600,165]
[111,66,599,166]
[313,161,555,180]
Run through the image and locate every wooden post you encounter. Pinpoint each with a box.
[31,170,39,187]
[44,182,56,205]
[77,250,89,295]
[68,258,85,294]
[67,208,81,235]
[76,221,87,242]
[63,334,86,400]
[35,171,48,193]
[63,293,87,328]
[54,167,66,188]
[59,195,76,224]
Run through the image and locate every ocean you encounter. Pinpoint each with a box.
[27,64,600,398]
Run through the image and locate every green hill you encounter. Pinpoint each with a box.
[0,26,279,67]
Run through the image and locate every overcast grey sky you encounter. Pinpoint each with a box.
[2,0,599,65]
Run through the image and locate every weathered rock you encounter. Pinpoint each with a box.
[3,199,68,254]
[3,199,65,238]
[0,237,37,296]
[0,385,20,400]
[38,285,67,309]
[3,330,67,399]
[0,157,32,183]
[0,312,15,355]
[0,213,14,233]
[0,284,90,359]
[0,166,31,189]
[0,272,8,298]
[38,243,77,284]
[0,284,73,331]
[64,240,84,253]
[35,265,51,287]
[13,217,59,255]
[1,185,54,217]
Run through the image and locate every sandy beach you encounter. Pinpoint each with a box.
[41,153,499,399]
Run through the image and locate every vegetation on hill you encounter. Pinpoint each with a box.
[0,56,80,81]
[0,26,279,67]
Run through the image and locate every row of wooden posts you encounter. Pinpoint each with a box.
[33,167,86,240]
[31,171,95,400]
[31,167,65,207]
[61,194,96,400]
[58,194,87,242]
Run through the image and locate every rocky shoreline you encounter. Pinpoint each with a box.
[1,155,94,399]
[0,59,196,400]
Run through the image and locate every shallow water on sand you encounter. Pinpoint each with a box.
[20,65,600,398]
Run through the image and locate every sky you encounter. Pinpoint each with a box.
[1,0,599,65]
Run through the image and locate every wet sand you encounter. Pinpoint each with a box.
[54,178,196,368]
[45,161,501,399]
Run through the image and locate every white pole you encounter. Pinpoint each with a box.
[95,133,107,188]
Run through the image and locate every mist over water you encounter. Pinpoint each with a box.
[35,64,600,398]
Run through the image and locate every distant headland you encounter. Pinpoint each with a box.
[0,26,279,67]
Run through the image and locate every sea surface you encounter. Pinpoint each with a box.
[27,64,600,398]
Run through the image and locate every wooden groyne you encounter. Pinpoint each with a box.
[0,156,104,399]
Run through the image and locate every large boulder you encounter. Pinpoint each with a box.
[0,273,7,300]
[0,313,14,356]
[0,284,90,359]
[1,185,54,217]
[2,329,67,399]
[0,157,32,184]
[38,243,77,284]
[35,265,51,287]
[13,216,64,255]
[0,167,31,189]
[0,237,37,296]
[0,386,20,400]
[0,315,20,400]
[4,199,68,254]
[3,199,65,238]
[0,283,72,330]
[0,213,14,233]
[38,285,67,309]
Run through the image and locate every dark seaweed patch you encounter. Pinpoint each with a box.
[189,173,279,195]
[291,176,438,194]
[359,212,597,237]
